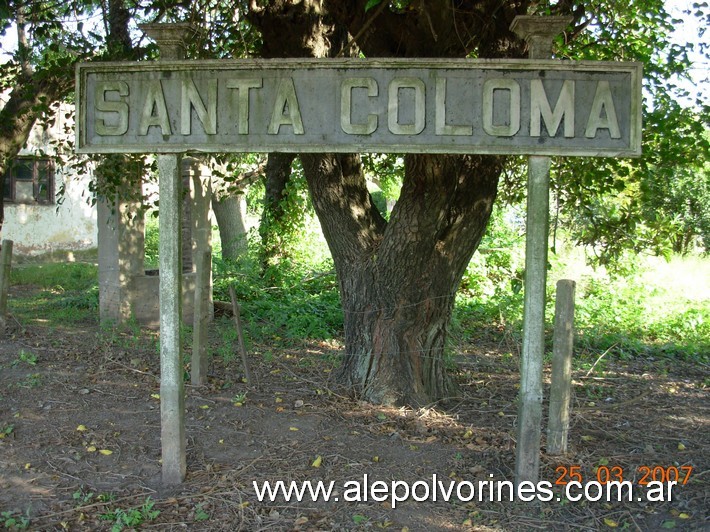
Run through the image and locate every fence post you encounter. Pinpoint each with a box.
[547,279,576,455]
[0,240,14,337]
[192,250,211,385]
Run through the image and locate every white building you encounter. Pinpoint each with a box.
[2,102,97,257]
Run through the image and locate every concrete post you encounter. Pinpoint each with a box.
[97,173,144,325]
[188,157,213,386]
[139,22,199,485]
[510,15,572,485]
[157,153,185,485]
[0,240,13,337]
[548,279,576,455]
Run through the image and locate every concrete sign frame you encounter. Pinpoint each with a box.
[76,58,642,157]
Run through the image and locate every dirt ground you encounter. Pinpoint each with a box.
[0,291,707,531]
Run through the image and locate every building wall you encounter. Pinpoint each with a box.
[4,169,97,257]
[2,102,98,257]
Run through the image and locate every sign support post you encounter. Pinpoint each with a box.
[510,15,572,486]
[139,23,197,485]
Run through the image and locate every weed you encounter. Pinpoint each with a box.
[99,497,160,532]
[0,509,30,530]
[262,350,274,364]
[0,424,14,440]
[18,373,42,388]
[97,493,116,503]
[72,487,94,505]
[352,514,369,525]
[10,351,37,368]
[232,392,248,404]
[194,503,210,522]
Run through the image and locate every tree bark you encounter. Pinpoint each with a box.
[301,152,500,405]
[259,152,296,266]
[212,195,248,261]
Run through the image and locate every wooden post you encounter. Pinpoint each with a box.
[510,15,572,485]
[189,158,213,386]
[0,240,14,337]
[192,250,211,385]
[548,279,576,455]
[139,22,199,486]
[229,285,253,385]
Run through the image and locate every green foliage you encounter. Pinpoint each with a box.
[194,503,210,522]
[0,509,30,530]
[18,373,41,388]
[0,424,14,439]
[213,235,342,341]
[452,210,710,361]
[574,265,710,361]
[362,154,404,219]
[72,487,94,505]
[11,263,97,291]
[461,206,525,299]
[539,0,710,266]
[144,216,159,269]
[10,351,37,367]
[258,158,313,266]
[99,497,160,532]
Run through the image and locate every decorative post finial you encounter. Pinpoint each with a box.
[138,23,201,60]
[510,16,573,59]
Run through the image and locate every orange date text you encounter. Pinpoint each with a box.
[554,465,693,486]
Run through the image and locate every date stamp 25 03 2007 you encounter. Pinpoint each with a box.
[554,464,694,486]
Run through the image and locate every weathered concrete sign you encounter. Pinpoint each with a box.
[76,58,641,157]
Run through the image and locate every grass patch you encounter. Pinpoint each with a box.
[453,246,709,363]
[9,262,99,326]
[11,262,97,291]
[572,256,709,361]
[6,221,707,364]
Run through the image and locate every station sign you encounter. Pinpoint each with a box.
[76,58,642,157]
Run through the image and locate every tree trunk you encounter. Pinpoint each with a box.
[259,152,296,266]
[212,195,248,261]
[301,153,501,405]
[246,0,513,405]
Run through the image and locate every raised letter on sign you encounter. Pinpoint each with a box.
[483,79,520,137]
[435,78,472,136]
[585,81,621,139]
[530,79,575,137]
[94,81,128,136]
[138,80,171,136]
[268,78,304,135]
[341,78,378,135]
[388,78,425,135]
[226,79,262,134]
[181,79,217,135]
[95,81,129,136]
